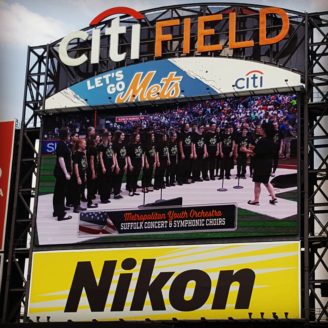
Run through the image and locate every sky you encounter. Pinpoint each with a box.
[0,0,327,123]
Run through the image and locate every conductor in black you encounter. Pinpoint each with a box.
[53,127,72,221]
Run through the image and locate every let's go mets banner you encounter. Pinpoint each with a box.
[28,241,300,321]
[0,120,15,251]
[44,57,302,110]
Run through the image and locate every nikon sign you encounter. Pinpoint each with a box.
[28,242,300,321]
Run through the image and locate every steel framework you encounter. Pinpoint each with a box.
[1,3,327,325]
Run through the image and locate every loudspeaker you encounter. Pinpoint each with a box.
[140,197,183,208]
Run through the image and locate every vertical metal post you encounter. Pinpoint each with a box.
[303,12,310,322]
[94,110,97,128]
[22,45,50,322]
[1,47,31,323]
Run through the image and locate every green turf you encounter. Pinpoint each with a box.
[39,155,56,194]
[276,190,298,202]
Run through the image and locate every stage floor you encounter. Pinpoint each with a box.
[36,167,298,245]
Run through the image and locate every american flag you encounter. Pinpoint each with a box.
[80,211,108,224]
[79,212,118,235]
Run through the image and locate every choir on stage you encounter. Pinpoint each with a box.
[51,95,297,220]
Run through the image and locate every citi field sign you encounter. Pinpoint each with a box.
[45,5,303,110]
[58,6,290,66]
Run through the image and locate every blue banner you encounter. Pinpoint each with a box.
[68,59,217,106]
[42,140,58,154]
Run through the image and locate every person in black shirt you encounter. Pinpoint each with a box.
[272,122,282,176]
[205,123,219,180]
[72,138,88,213]
[112,131,127,199]
[66,132,79,207]
[245,123,277,205]
[124,133,132,192]
[154,133,169,189]
[127,133,144,196]
[86,136,99,208]
[53,127,72,221]
[249,125,262,178]
[235,127,250,179]
[142,132,156,192]
[192,125,208,182]
[215,126,222,177]
[98,130,115,203]
[178,123,193,184]
[219,126,235,179]
[167,131,178,186]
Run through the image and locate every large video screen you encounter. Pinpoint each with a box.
[37,93,298,245]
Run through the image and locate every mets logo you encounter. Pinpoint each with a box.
[106,146,113,158]
[135,145,143,157]
[184,136,191,146]
[81,157,88,170]
[120,146,127,158]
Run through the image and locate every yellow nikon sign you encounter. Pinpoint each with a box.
[28,241,300,321]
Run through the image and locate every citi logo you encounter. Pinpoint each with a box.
[234,70,264,90]
[59,7,144,66]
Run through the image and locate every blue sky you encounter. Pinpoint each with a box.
[0,0,327,122]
